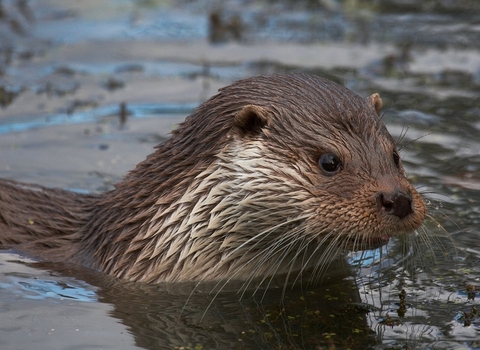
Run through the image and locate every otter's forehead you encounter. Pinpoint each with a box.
[222,74,381,129]
[247,76,385,143]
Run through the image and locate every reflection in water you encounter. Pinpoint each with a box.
[25,257,375,349]
[0,276,97,302]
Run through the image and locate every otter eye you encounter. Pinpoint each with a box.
[318,153,342,174]
[393,149,401,168]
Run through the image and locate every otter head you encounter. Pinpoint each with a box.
[200,74,426,281]
[91,74,426,283]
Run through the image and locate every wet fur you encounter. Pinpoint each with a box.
[0,74,426,283]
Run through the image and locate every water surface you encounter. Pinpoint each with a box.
[1,0,480,349]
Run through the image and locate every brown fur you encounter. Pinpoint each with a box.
[0,74,426,283]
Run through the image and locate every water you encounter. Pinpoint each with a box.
[1,0,480,348]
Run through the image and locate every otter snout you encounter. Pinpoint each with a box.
[376,191,413,219]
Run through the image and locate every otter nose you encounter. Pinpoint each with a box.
[377,191,413,219]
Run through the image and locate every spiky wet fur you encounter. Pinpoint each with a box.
[0,74,426,284]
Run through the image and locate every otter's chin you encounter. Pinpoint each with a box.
[346,235,391,251]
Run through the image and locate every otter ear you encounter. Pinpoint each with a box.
[366,93,383,116]
[233,105,271,136]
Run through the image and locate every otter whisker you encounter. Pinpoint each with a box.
[264,229,319,294]
[241,226,308,298]
[240,239,294,295]
[224,214,309,261]
[232,220,312,297]
[290,233,321,285]
[397,132,431,153]
[308,232,346,283]
[279,237,310,301]
[199,216,308,312]
[196,226,306,320]
[255,234,308,300]
[396,120,409,146]
[413,223,447,267]
[230,215,309,281]
[291,231,334,286]
[410,204,454,266]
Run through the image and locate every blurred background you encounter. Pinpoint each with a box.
[1,0,480,349]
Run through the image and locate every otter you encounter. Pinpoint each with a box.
[0,74,426,284]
